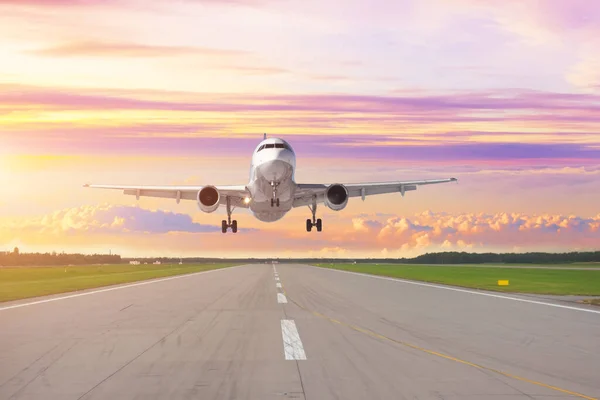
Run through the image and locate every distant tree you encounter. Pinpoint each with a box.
[13,247,19,255]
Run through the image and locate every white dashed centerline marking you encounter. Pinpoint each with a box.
[277,293,288,304]
[281,320,306,360]
[276,282,282,288]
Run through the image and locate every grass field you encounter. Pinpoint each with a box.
[0,263,236,303]
[314,263,600,295]
[404,263,600,269]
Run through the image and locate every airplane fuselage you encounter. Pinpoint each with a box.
[248,138,297,222]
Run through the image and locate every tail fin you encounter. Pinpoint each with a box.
[263,133,267,140]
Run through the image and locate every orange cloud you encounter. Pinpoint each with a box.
[27,41,250,58]
[2,206,599,257]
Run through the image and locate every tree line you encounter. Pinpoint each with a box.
[0,250,121,267]
[404,251,600,264]
[126,251,600,265]
[2,250,599,267]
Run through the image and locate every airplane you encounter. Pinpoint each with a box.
[84,135,457,233]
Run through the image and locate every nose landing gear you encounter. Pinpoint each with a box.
[270,181,280,207]
[306,198,322,232]
[222,196,238,233]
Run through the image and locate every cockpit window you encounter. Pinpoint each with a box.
[258,143,291,151]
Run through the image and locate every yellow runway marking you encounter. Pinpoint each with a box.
[284,289,597,400]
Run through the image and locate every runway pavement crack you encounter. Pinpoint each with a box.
[284,294,598,400]
[475,368,536,400]
[8,340,79,400]
[0,341,62,388]
[76,279,241,400]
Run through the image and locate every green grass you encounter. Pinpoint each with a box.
[0,263,236,303]
[368,263,600,269]
[314,263,600,295]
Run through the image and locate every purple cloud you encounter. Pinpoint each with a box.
[3,84,600,114]
[42,205,223,234]
[4,132,600,164]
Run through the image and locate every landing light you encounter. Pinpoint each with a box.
[244,197,251,204]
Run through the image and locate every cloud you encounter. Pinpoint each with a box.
[4,204,222,234]
[26,41,250,58]
[4,84,600,114]
[320,211,600,256]
[0,0,105,4]
[2,207,599,257]
[214,65,290,75]
[567,40,600,93]
[0,0,267,5]
[4,130,600,164]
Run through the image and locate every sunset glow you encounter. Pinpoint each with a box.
[1,0,599,257]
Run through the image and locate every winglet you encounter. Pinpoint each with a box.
[263,132,267,140]
[83,183,90,187]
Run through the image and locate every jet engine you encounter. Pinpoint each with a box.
[197,186,220,213]
[324,183,349,211]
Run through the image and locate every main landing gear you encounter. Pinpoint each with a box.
[270,181,280,207]
[306,198,322,232]
[222,197,238,233]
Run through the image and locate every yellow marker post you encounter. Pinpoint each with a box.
[498,280,509,286]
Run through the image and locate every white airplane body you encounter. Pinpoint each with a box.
[86,136,457,233]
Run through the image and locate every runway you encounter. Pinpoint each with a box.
[1,264,599,400]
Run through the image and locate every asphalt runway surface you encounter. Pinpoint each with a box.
[1,264,599,400]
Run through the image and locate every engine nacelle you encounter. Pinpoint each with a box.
[197,186,220,213]
[324,183,349,211]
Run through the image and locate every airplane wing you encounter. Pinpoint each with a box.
[292,178,457,207]
[83,184,251,208]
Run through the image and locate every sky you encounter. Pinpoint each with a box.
[1,0,599,258]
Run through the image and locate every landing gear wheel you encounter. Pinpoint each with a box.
[222,196,238,233]
[306,198,322,232]
[276,198,280,207]
[271,198,275,207]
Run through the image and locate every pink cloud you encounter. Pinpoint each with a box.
[2,207,599,257]
[3,84,600,115]
[328,211,600,256]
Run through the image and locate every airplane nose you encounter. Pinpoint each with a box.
[259,158,294,182]
[270,160,287,180]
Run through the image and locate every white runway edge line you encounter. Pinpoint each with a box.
[281,320,307,360]
[277,293,288,304]
[309,266,600,315]
[0,265,244,312]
